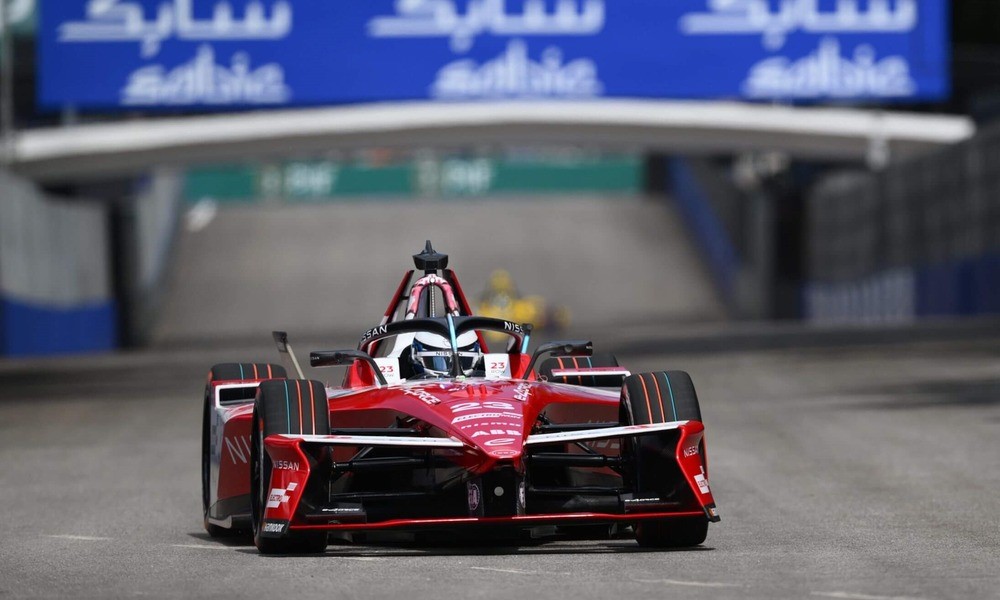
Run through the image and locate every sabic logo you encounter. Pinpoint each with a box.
[743,38,916,99]
[121,45,291,106]
[432,40,603,100]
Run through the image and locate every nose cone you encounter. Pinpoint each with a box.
[444,382,526,460]
[478,436,523,460]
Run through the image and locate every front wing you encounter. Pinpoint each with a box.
[259,421,719,537]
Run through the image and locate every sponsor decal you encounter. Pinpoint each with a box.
[623,495,675,513]
[262,520,287,534]
[369,1,607,53]
[265,482,299,509]
[470,429,520,438]
[452,412,522,424]
[518,481,526,508]
[458,420,521,430]
[484,437,516,447]
[467,482,481,512]
[375,358,402,385]
[274,460,300,471]
[489,449,519,458]
[450,401,515,413]
[679,0,919,52]
[586,439,620,451]
[320,504,365,523]
[743,38,916,99]
[432,40,603,100]
[683,444,699,458]
[512,383,531,402]
[694,469,711,495]
[361,325,389,342]
[485,355,509,380]
[402,387,440,406]
[122,45,291,106]
[624,496,663,505]
[503,321,524,334]
[224,435,252,465]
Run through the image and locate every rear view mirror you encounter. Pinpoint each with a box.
[524,340,593,377]
[310,350,388,386]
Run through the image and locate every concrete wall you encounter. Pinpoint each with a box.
[123,169,183,345]
[667,158,775,320]
[0,169,116,356]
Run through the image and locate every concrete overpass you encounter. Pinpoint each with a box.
[7,100,974,182]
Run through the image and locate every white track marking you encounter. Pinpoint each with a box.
[811,592,925,600]
[637,578,740,588]
[470,566,567,575]
[45,534,112,541]
[185,199,218,232]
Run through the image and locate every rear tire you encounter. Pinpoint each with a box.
[202,363,286,538]
[250,379,330,555]
[620,371,709,548]
[209,363,287,382]
[621,370,701,425]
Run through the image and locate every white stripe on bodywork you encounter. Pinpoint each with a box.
[278,434,466,448]
[525,421,689,446]
[550,368,631,378]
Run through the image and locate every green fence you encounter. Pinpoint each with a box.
[184,156,644,203]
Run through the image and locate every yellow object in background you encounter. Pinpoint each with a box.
[477,270,571,342]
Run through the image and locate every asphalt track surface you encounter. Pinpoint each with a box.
[2,199,999,599]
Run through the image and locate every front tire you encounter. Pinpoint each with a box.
[621,371,709,548]
[202,363,286,538]
[635,516,708,548]
[250,379,329,555]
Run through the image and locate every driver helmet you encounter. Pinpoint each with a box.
[411,331,483,377]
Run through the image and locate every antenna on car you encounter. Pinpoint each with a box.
[412,240,448,275]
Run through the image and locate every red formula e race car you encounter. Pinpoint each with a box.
[201,243,719,554]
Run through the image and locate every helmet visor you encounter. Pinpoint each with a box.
[413,349,481,375]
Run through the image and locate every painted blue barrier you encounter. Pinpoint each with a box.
[0,297,117,356]
[915,253,1000,318]
[804,253,1000,323]
[668,159,741,300]
[1,168,123,358]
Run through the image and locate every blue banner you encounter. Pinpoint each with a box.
[39,1,949,109]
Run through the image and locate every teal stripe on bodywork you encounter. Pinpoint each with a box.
[660,372,677,421]
[239,363,244,379]
[446,314,459,352]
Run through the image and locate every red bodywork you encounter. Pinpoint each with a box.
[257,379,716,533]
[206,264,718,536]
